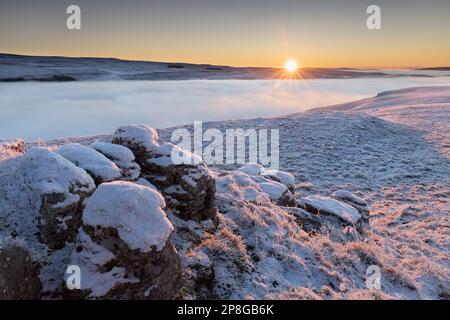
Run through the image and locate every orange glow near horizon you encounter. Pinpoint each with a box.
[1,1,450,69]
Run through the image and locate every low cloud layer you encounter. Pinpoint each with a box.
[1,77,449,140]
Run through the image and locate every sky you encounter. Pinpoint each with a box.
[0,0,449,68]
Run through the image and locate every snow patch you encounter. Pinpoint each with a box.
[300,195,361,225]
[82,181,172,252]
[56,143,121,183]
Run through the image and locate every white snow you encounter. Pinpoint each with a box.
[91,141,140,180]
[262,169,295,190]
[114,124,159,152]
[237,163,264,175]
[300,195,361,225]
[56,143,122,183]
[22,148,96,197]
[256,180,287,201]
[82,181,172,252]
[91,141,135,164]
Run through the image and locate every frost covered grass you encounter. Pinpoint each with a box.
[159,86,450,299]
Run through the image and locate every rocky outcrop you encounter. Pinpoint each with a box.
[91,141,141,181]
[20,148,96,250]
[68,181,182,299]
[0,243,41,299]
[112,125,216,221]
[56,143,122,184]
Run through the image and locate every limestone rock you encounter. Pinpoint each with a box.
[56,143,122,184]
[112,125,216,221]
[21,148,96,250]
[68,181,182,299]
[91,141,141,181]
[300,195,361,226]
[332,190,370,222]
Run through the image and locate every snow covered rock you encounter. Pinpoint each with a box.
[255,176,297,207]
[56,143,122,184]
[91,141,141,181]
[20,148,96,249]
[0,138,25,154]
[332,190,370,222]
[261,169,296,193]
[0,242,41,299]
[236,164,297,205]
[82,181,169,252]
[300,195,361,225]
[69,181,181,299]
[111,124,160,159]
[112,125,216,221]
[237,163,264,175]
[216,170,296,207]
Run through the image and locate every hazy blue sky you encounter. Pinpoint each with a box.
[1,0,449,67]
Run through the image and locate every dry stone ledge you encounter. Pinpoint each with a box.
[20,148,96,250]
[112,125,216,221]
[68,181,182,299]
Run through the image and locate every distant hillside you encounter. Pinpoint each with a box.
[0,53,412,81]
[416,67,450,71]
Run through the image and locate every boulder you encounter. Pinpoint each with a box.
[112,125,216,221]
[332,190,370,222]
[261,169,296,193]
[91,141,141,181]
[20,148,96,250]
[56,143,122,184]
[237,163,264,175]
[0,243,41,299]
[236,164,297,207]
[256,177,297,207]
[300,195,361,226]
[68,181,182,299]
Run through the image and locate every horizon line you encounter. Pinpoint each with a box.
[1,51,448,70]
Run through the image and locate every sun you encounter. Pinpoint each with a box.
[284,59,299,72]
